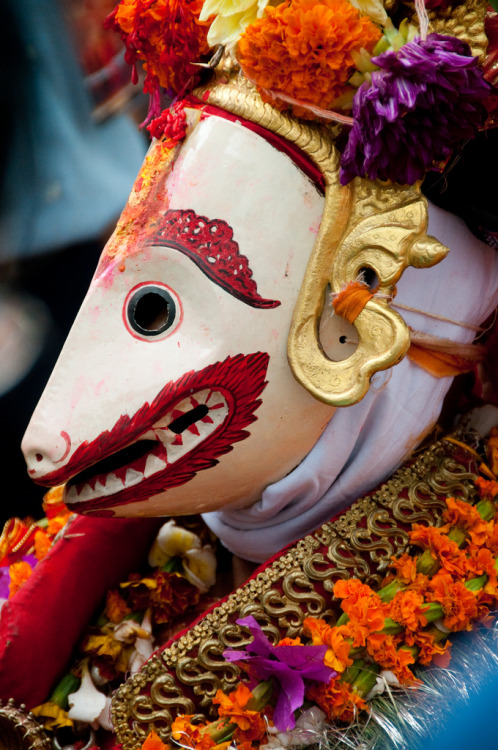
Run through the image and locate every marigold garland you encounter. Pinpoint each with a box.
[161,451,498,750]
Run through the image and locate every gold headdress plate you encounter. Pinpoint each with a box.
[195,67,448,406]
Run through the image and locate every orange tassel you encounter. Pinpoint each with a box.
[332,281,373,324]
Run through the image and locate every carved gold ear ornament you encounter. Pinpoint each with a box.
[287,180,449,405]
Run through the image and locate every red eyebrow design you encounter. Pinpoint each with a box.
[150,208,280,309]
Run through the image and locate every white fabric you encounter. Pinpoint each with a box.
[203,203,498,562]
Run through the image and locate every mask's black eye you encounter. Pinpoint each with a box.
[127,285,177,337]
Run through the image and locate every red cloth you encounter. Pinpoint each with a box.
[0,514,162,707]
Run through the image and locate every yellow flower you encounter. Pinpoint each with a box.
[200,0,271,47]
[183,545,217,593]
[148,520,201,568]
[32,702,73,731]
[83,633,123,661]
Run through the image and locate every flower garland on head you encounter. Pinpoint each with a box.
[108,0,494,185]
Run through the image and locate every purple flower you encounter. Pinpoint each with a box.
[0,567,10,600]
[340,34,490,185]
[223,615,335,731]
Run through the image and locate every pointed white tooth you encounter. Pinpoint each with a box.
[66,486,78,502]
[105,473,124,491]
[144,454,167,478]
[154,428,173,446]
[125,468,143,486]
[78,484,96,501]
[196,421,209,437]
[95,479,106,494]
[179,429,197,449]
[165,440,185,462]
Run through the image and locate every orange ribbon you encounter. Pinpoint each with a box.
[407,339,485,378]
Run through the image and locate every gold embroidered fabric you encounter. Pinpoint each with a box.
[112,431,481,749]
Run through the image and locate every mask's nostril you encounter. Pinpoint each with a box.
[35,453,43,462]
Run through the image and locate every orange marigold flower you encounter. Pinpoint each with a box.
[343,602,386,647]
[171,715,215,750]
[409,524,467,577]
[277,636,302,646]
[302,617,353,673]
[307,678,368,723]
[334,578,386,646]
[108,0,212,97]
[214,685,266,742]
[387,589,429,632]
[34,528,52,561]
[404,629,451,666]
[466,546,498,599]
[105,589,133,624]
[47,514,70,538]
[475,477,498,502]
[333,579,384,615]
[142,729,169,750]
[441,497,491,547]
[467,545,495,576]
[366,633,416,684]
[237,0,381,113]
[484,521,498,555]
[123,570,200,623]
[334,578,375,603]
[388,552,419,585]
[9,560,34,598]
[42,485,68,519]
[425,571,478,631]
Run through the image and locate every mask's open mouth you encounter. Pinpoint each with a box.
[33,353,269,515]
[64,388,229,508]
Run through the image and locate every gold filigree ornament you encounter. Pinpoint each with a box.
[0,700,51,750]
[195,65,448,406]
[111,429,481,748]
